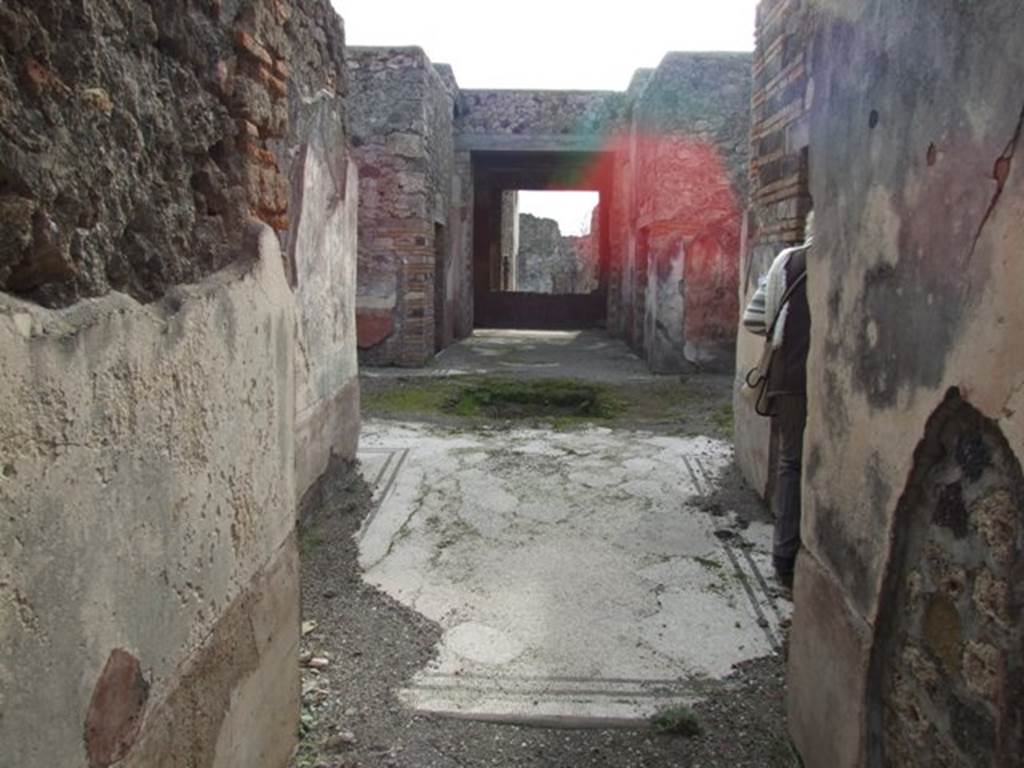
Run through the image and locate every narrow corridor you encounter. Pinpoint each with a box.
[295,331,796,767]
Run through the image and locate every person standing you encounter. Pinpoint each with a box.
[742,214,812,590]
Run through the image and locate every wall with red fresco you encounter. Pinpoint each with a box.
[609,53,751,373]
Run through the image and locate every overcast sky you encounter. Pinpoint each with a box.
[336,0,758,233]
[338,0,758,90]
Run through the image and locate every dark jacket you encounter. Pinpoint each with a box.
[767,247,809,397]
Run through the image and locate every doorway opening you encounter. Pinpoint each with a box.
[471,150,613,329]
[498,190,601,295]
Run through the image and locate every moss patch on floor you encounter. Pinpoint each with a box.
[360,379,460,415]
[446,377,623,420]
[362,374,734,438]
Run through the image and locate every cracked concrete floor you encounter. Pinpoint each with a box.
[356,419,789,727]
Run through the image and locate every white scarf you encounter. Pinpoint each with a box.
[764,239,811,349]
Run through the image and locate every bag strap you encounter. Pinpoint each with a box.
[766,269,807,339]
[747,268,807,418]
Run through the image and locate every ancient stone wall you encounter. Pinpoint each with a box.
[611,53,751,373]
[733,0,815,500]
[871,394,1023,767]
[456,90,623,148]
[422,56,458,355]
[0,0,295,307]
[348,47,460,366]
[0,0,358,764]
[516,213,598,294]
[786,1,1024,765]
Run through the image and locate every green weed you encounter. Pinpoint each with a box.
[711,403,734,434]
[444,377,622,421]
[651,704,702,737]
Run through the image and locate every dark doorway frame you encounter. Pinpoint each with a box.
[471,150,614,330]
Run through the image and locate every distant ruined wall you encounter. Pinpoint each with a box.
[516,213,598,294]
[348,47,460,366]
[785,1,1024,766]
[733,0,815,500]
[611,53,751,373]
[0,0,358,765]
[564,207,600,296]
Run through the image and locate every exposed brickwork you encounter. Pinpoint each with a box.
[744,0,814,289]
[348,47,458,366]
[873,394,1024,766]
[733,0,814,499]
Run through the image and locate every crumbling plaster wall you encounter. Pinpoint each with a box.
[348,47,459,366]
[613,53,751,373]
[286,128,359,500]
[786,1,1024,765]
[0,0,359,765]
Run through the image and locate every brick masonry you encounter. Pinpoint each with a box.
[350,51,750,370]
[347,47,460,366]
[0,0,301,306]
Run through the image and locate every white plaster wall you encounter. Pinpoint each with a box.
[0,225,297,766]
[732,234,776,499]
[292,99,361,497]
